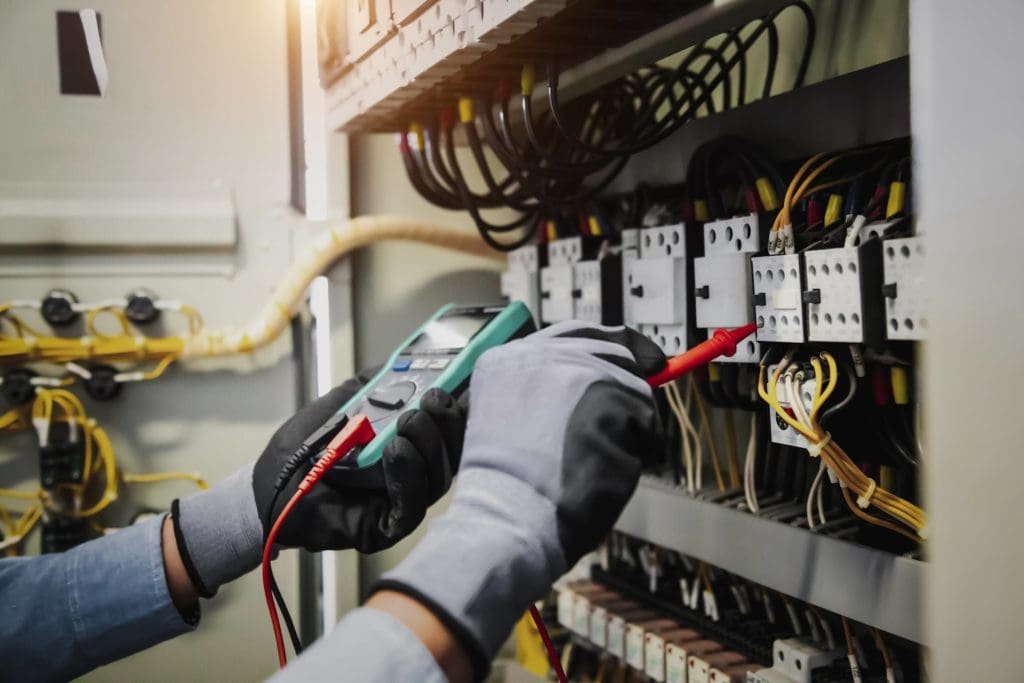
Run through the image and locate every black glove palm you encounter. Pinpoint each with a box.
[252,371,465,553]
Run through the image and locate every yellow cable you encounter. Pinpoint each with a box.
[75,424,118,518]
[690,376,725,493]
[123,471,209,491]
[85,306,132,338]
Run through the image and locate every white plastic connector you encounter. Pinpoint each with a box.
[752,255,805,343]
[557,588,575,628]
[883,236,926,340]
[703,213,761,255]
[640,323,687,356]
[766,364,816,448]
[771,638,836,683]
[804,247,868,343]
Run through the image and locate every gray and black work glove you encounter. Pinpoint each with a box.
[373,322,667,678]
[171,370,465,599]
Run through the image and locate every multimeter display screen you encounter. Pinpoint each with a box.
[404,313,494,353]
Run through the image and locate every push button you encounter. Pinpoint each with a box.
[392,358,412,371]
[428,358,449,370]
[366,380,417,410]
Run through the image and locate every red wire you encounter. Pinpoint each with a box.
[263,492,303,666]
[529,604,568,683]
[262,414,376,669]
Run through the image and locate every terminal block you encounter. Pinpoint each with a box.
[39,421,85,489]
[882,236,926,340]
[751,255,805,343]
[803,241,884,345]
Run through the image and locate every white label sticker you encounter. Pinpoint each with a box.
[646,635,666,682]
[626,624,646,669]
[666,645,688,683]
[572,595,590,635]
[557,590,574,628]
[608,617,626,658]
[590,606,607,646]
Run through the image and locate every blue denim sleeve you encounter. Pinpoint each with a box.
[268,607,447,683]
[0,515,196,682]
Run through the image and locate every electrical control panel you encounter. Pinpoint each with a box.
[751,255,805,343]
[803,242,883,344]
[500,244,542,324]
[882,236,926,340]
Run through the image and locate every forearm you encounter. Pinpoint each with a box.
[0,515,196,682]
[162,515,200,612]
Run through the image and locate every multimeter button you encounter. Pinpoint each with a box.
[428,359,449,370]
[392,359,412,371]
[366,381,417,410]
[410,358,430,370]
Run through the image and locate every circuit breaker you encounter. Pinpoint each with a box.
[693,214,762,363]
[539,236,621,326]
[803,242,883,344]
[540,238,581,324]
[751,254,805,343]
[623,224,689,355]
[500,244,542,324]
[882,236,925,340]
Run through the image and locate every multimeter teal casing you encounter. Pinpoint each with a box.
[321,302,535,487]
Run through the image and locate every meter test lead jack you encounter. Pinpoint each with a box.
[259,302,757,674]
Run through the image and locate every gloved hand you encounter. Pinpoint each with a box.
[373,322,666,677]
[171,370,465,598]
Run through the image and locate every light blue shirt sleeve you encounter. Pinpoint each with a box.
[269,607,447,683]
[0,515,195,683]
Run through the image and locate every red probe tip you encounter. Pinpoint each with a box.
[646,324,758,388]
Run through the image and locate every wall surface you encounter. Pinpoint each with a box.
[912,1,1024,680]
[0,1,312,680]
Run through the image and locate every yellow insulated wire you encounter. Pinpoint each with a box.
[123,471,209,491]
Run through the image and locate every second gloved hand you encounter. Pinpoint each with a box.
[172,371,465,598]
[374,322,667,677]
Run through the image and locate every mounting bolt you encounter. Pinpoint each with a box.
[83,365,122,402]
[41,289,80,327]
[124,289,160,325]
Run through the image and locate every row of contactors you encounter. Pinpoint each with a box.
[557,579,860,683]
[500,215,924,361]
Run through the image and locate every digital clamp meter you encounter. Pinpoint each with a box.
[321,302,535,489]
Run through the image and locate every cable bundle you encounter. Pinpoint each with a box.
[399,2,815,251]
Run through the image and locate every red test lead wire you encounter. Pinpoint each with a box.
[646,324,758,388]
[263,414,377,668]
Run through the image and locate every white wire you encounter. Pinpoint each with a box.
[743,412,759,513]
[663,385,692,492]
[807,462,827,529]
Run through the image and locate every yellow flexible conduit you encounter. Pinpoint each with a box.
[0,216,501,366]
